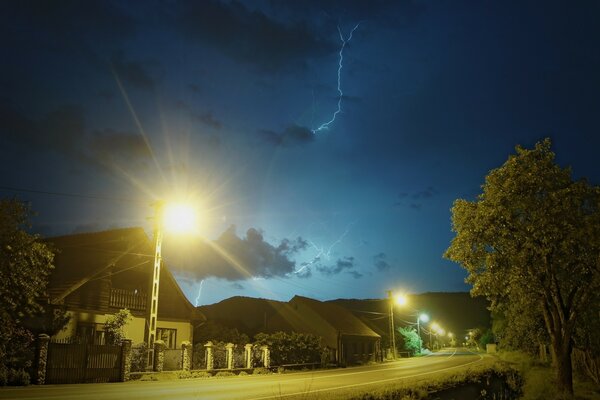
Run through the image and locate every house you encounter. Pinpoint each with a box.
[268,296,382,365]
[45,227,203,348]
[198,295,381,365]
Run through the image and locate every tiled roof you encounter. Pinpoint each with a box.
[45,227,201,321]
[291,296,380,337]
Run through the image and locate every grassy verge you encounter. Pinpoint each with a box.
[496,351,600,400]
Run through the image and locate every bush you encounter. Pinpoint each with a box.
[5,369,30,386]
[253,332,324,366]
[104,309,132,345]
[253,367,270,375]
[130,342,149,372]
[214,371,235,378]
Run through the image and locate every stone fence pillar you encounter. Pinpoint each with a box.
[153,340,165,372]
[244,344,253,369]
[120,339,132,381]
[260,345,270,369]
[226,343,235,370]
[205,341,214,371]
[181,341,192,371]
[35,334,50,385]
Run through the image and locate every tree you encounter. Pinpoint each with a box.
[444,139,600,395]
[104,309,132,345]
[0,199,55,381]
[397,327,421,356]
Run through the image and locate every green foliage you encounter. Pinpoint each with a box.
[130,342,148,372]
[478,329,495,349]
[0,199,55,382]
[254,331,325,366]
[396,327,421,355]
[104,308,132,345]
[444,139,600,395]
[194,320,249,346]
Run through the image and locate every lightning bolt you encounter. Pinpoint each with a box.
[194,279,204,307]
[294,221,356,275]
[312,23,361,134]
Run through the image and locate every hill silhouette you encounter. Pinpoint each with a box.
[197,292,490,342]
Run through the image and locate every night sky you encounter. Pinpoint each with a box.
[2,1,600,307]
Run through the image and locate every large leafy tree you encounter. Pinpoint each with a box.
[0,199,55,377]
[445,139,600,395]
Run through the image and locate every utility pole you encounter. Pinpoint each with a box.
[145,200,164,369]
[386,290,396,359]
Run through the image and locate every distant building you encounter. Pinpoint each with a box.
[44,228,203,347]
[269,296,382,365]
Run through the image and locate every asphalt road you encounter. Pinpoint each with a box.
[0,348,484,400]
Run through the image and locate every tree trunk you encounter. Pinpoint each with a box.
[552,335,574,395]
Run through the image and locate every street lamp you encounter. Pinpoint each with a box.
[416,313,429,350]
[386,291,407,359]
[146,200,198,368]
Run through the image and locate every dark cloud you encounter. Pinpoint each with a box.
[316,256,356,276]
[0,102,86,160]
[373,252,391,271]
[188,83,202,94]
[395,186,437,210]
[231,282,244,290]
[89,129,153,166]
[110,52,160,91]
[175,100,222,130]
[260,125,315,147]
[295,266,312,279]
[173,0,335,72]
[347,270,363,279]
[173,225,308,281]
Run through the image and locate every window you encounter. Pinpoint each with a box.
[76,323,105,344]
[156,328,177,349]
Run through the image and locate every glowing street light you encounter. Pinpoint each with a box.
[395,294,407,306]
[146,200,198,369]
[416,313,429,349]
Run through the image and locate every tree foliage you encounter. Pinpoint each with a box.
[396,326,421,355]
[444,139,600,395]
[253,331,325,366]
[0,199,55,383]
[104,308,132,345]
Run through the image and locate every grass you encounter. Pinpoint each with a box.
[497,351,600,400]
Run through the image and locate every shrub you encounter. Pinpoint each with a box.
[130,342,148,372]
[6,369,30,386]
[214,371,235,378]
[253,367,270,375]
[104,309,132,345]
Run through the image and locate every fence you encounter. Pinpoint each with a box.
[163,349,183,371]
[45,341,123,384]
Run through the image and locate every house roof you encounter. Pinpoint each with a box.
[46,227,202,321]
[290,296,380,338]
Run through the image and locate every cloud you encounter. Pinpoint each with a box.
[89,128,153,166]
[173,225,308,281]
[172,0,335,72]
[395,186,438,210]
[373,252,391,271]
[260,125,315,147]
[0,102,86,160]
[316,256,356,276]
[110,52,160,91]
[347,270,363,279]
[175,100,222,130]
[231,282,244,290]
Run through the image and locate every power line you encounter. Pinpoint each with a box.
[0,185,143,204]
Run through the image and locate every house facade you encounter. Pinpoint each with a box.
[46,228,202,348]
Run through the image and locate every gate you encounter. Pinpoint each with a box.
[46,342,122,384]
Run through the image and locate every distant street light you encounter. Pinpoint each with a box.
[146,200,198,369]
[417,313,429,349]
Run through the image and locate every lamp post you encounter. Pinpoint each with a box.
[386,291,407,359]
[417,313,429,350]
[145,200,164,368]
[386,290,396,359]
[145,201,197,369]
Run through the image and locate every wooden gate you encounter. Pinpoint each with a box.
[46,342,122,384]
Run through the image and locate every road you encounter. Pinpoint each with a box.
[0,348,484,400]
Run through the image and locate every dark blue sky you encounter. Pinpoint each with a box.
[2,0,599,306]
